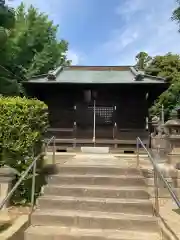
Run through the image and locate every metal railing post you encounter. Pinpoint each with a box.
[137,137,180,214]
[73,122,77,149]
[93,100,96,146]
[31,160,36,211]
[136,138,140,167]
[42,142,46,156]
[0,136,56,212]
[52,137,55,165]
[161,104,164,124]
[154,168,159,216]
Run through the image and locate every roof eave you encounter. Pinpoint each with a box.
[24,80,167,84]
[26,65,167,84]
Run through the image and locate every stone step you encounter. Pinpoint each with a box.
[57,165,140,175]
[47,174,146,186]
[31,209,159,232]
[38,195,153,215]
[25,226,160,240]
[43,185,150,199]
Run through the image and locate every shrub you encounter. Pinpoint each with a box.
[0,96,48,204]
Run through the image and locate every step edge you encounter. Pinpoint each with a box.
[49,174,144,178]
[57,165,140,169]
[39,195,152,204]
[44,184,148,190]
[25,225,160,238]
[32,209,157,221]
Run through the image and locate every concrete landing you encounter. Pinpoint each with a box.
[64,154,130,167]
[81,147,109,154]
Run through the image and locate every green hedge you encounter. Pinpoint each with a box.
[0,96,48,205]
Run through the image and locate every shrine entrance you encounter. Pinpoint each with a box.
[75,89,116,140]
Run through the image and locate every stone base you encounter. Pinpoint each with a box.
[151,149,167,163]
[0,209,11,223]
[140,163,180,189]
[167,154,180,166]
[151,137,169,150]
[141,163,175,177]
[81,147,109,154]
[0,166,16,209]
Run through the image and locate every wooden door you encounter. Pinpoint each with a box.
[94,104,115,139]
[75,102,94,139]
[75,102,115,139]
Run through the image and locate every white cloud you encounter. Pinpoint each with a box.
[102,29,139,55]
[120,30,139,49]
[103,0,180,65]
[67,50,80,65]
[116,0,146,19]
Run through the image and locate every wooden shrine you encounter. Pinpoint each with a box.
[23,66,168,147]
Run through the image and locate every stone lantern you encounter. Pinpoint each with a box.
[164,109,180,166]
[150,116,168,162]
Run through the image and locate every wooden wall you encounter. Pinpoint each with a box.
[24,83,165,140]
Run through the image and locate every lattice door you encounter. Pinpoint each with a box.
[88,106,114,125]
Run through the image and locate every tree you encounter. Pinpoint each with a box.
[8,4,70,79]
[172,0,180,32]
[146,53,180,118]
[0,0,15,46]
[145,53,180,82]
[0,3,70,95]
[148,3,180,118]
[135,52,152,70]
[0,0,17,95]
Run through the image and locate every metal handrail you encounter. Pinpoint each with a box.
[0,136,56,211]
[136,137,180,215]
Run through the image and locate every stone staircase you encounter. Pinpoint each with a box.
[25,154,161,240]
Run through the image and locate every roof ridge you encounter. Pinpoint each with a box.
[67,65,132,67]
[47,66,64,80]
[130,66,166,82]
[129,66,139,76]
[64,66,131,71]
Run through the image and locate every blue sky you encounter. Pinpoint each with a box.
[7,0,180,65]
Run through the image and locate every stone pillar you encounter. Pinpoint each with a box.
[0,166,16,209]
[164,110,180,166]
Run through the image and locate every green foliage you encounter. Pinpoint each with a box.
[150,73,180,118]
[135,52,152,70]
[7,3,69,78]
[172,0,180,32]
[0,97,48,204]
[0,3,70,96]
[0,4,15,30]
[0,0,15,41]
[145,53,180,82]
[146,53,180,118]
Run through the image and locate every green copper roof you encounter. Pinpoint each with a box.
[27,66,166,84]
